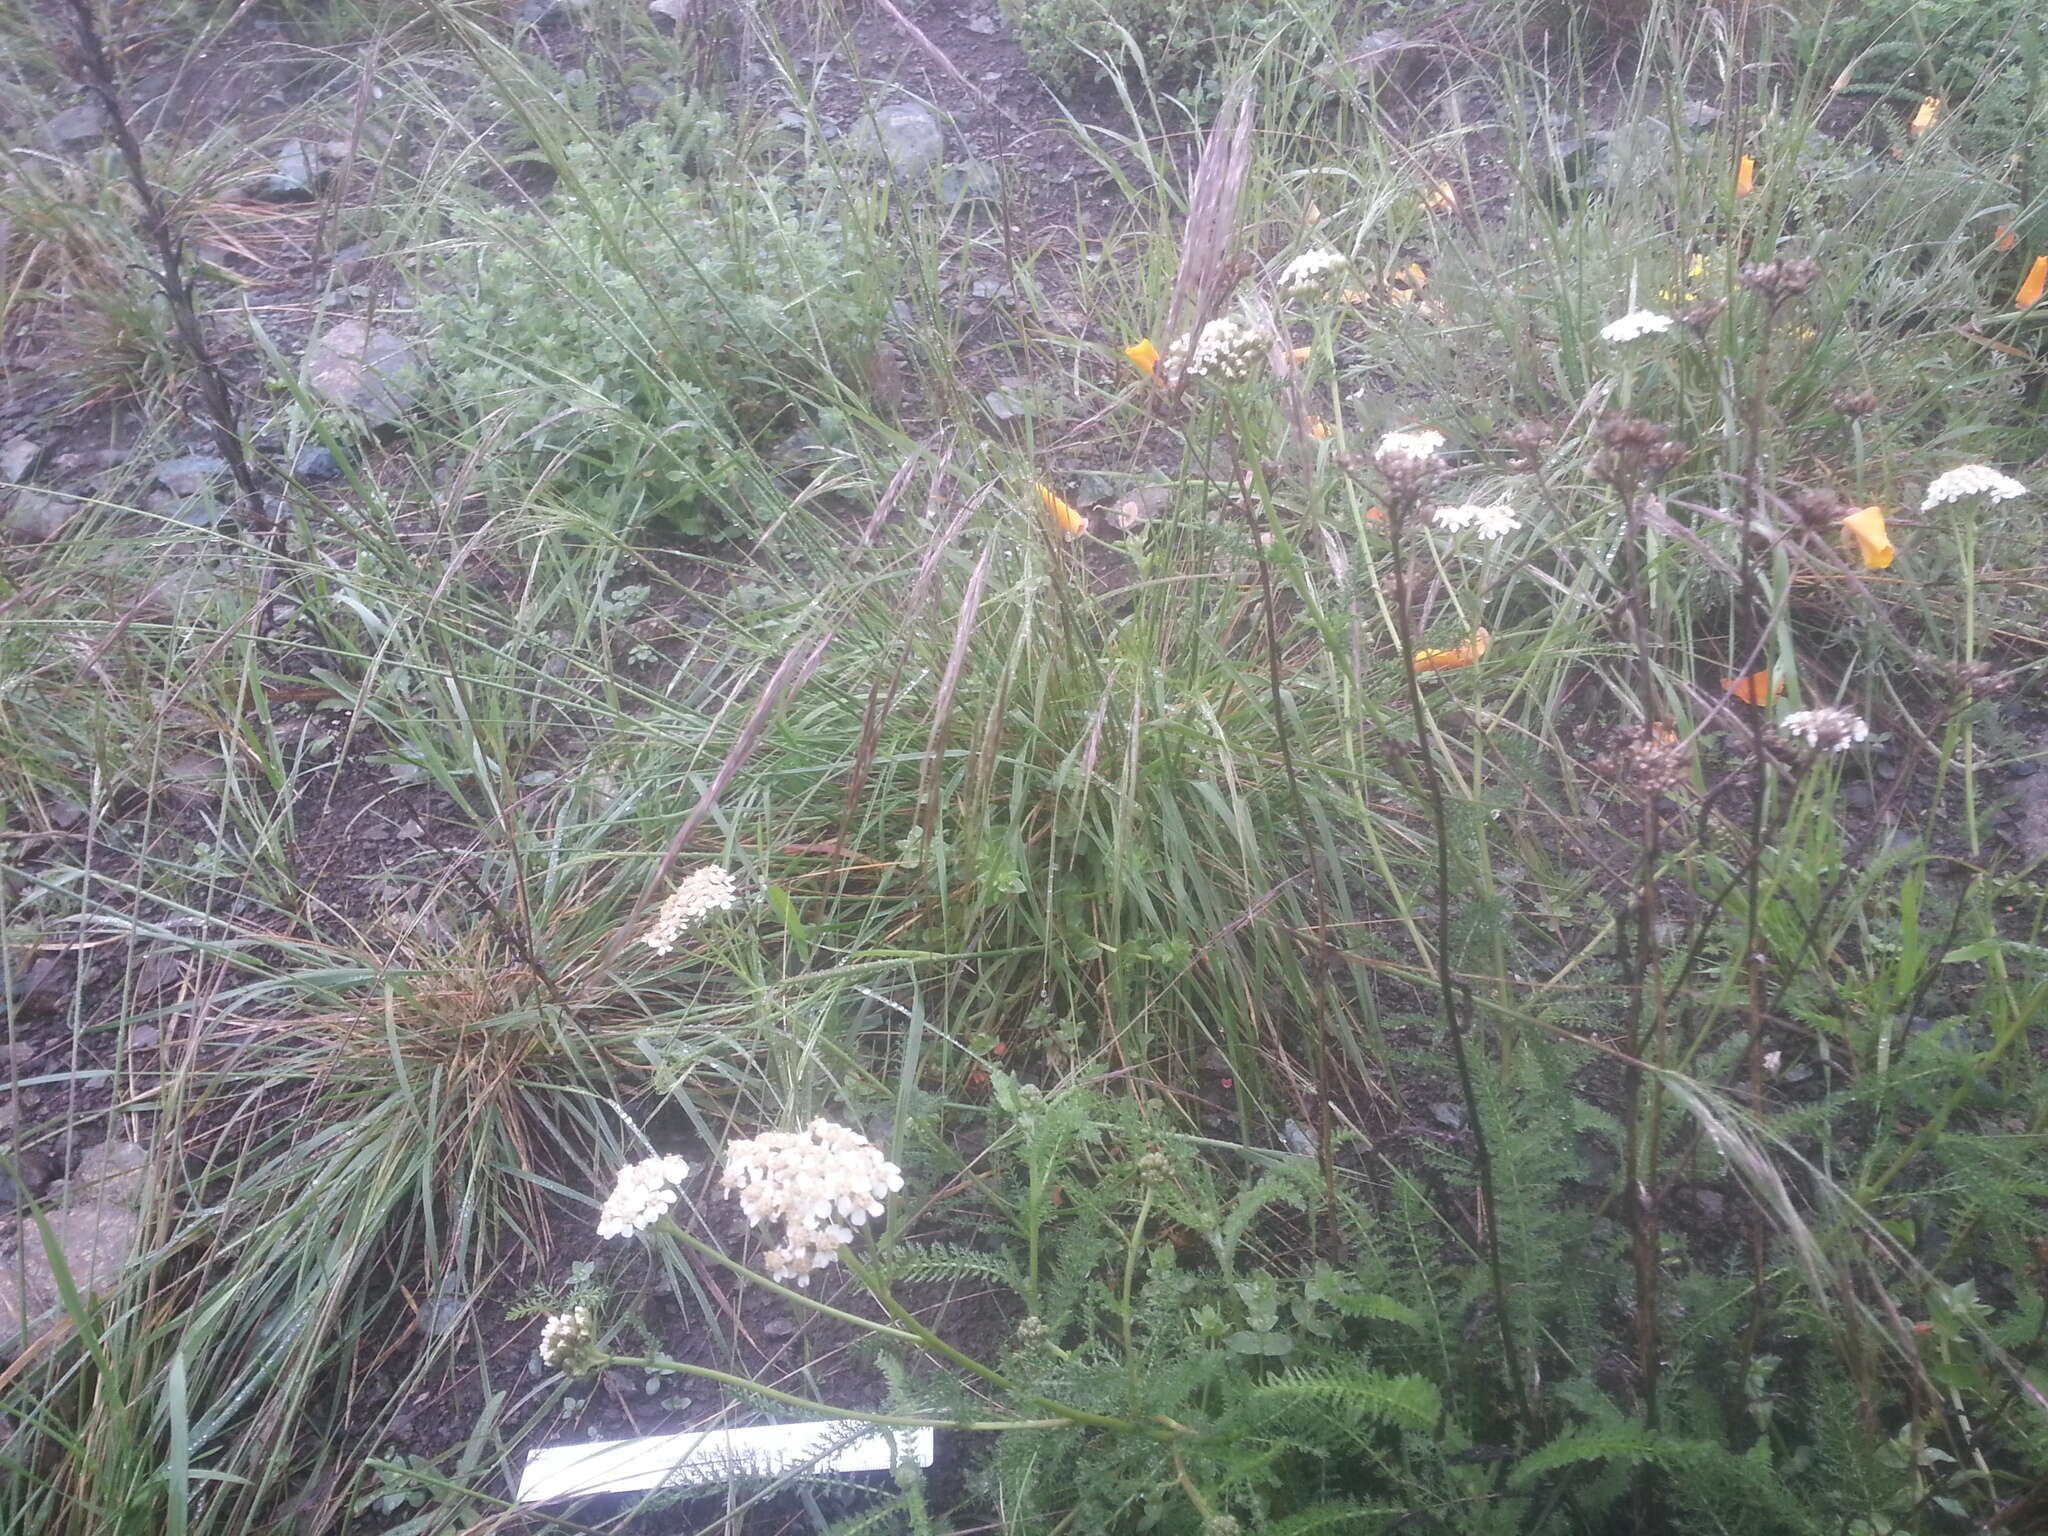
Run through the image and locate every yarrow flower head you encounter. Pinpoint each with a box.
[596,1153,692,1239]
[538,1306,603,1378]
[721,1119,904,1286]
[1431,502,1522,539]
[1600,309,1675,342]
[1376,428,1444,463]
[640,864,740,955]
[1163,316,1268,382]
[1777,706,1871,753]
[1277,248,1350,300]
[1920,464,2028,511]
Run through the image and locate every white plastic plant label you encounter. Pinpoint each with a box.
[517,1420,934,1503]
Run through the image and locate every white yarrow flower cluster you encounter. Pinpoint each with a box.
[1278,248,1350,299]
[1777,706,1871,753]
[721,1119,904,1286]
[1919,464,2028,510]
[1600,309,1675,342]
[640,864,740,955]
[1432,502,1522,539]
[1375,428,1445,463]
[1163,316,1268,382]
[596,1153,692,1238]
[538,1306,596,1371]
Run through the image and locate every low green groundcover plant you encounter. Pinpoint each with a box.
[430,116,882,537]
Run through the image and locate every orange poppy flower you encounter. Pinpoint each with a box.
[1735,155,1756,197]
[1722,671,1786,705]
[1364,505,1388,526]
[1841,506,1894,569]
[1411,627,1490,674]
[1909,96,1939,136]
[2017,255,2048,310]
[1993,225,2018,253]
[1124,338,1161,377]
[1035,482,1087,539]
[1649,721,1680,746]
[1425,182,1456,211]
[1307,417,1331,439]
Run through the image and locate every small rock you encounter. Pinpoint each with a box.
[161,751,224,808]
[1430,1102,1465,1129]
[1,490,75,543]
[419,1288,465,1338]
[847,101,945,182]
[43,102,106,152]
[292,444,343,481]
[152,454,229,496]
[0,1202,143,1348]
[964,13,999,33]
[301,320,423,428]
[64,1140,149,1209]
[940,160,1002,206]
[0,437,40,482]
[983,383,1031,421]
[1843,781,1874,811]
[247,139,320,203]
[0,1043,36,1071]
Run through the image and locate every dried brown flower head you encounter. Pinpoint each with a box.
[1504,420,1557,472]
[1831,388,1879,418]
[1678,298,1728,334]
[1739,257,1822,307]
[1592,723,1690,795]
[1788,486,1855,531]
[1592,414,1688,491]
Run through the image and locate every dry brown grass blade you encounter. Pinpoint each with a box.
[1162,83,1257,372]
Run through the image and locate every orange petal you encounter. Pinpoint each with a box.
[1124,338,1161,377]
[1735,155,1756,197]
[1650,721,1679,746]
[1307,416,1331,439]
[2016,255,2048,310]
[1364,505,1387,526]
[1411,627,1490,675]
[1424,182,1456,211]
[1993,224,2018,253]
[1841,506,1894,570]
[1290,344,1313,365]
[1035,482,1087,539]
[1722,671,1786,706]
[1909,96,1939,136]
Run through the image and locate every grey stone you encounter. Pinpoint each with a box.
[43,103,106,151]
[301,320,422,428]
[1,490,74,542]
[419,1287,465,1338]
[0,1202,143,1349]
[964,13,999,33]
[847,101,945,182]
[248,140,320,203]
[940,160,1002,206]
[64,1140,148,1209]
[0,437,40,482]
[292,444,342,481]
[152,454,229,496]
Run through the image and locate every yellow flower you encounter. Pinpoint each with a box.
[1735,155,1756,197]
[1124,338,1161,377]
[1909,96,1939,136]
[1841,506,1893,569]
[1411,628,1489,675]
[2017,255,2048,310]
[1307,417,1331,440]
[1424,182,1456,211]
[1035,482,1087,539]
